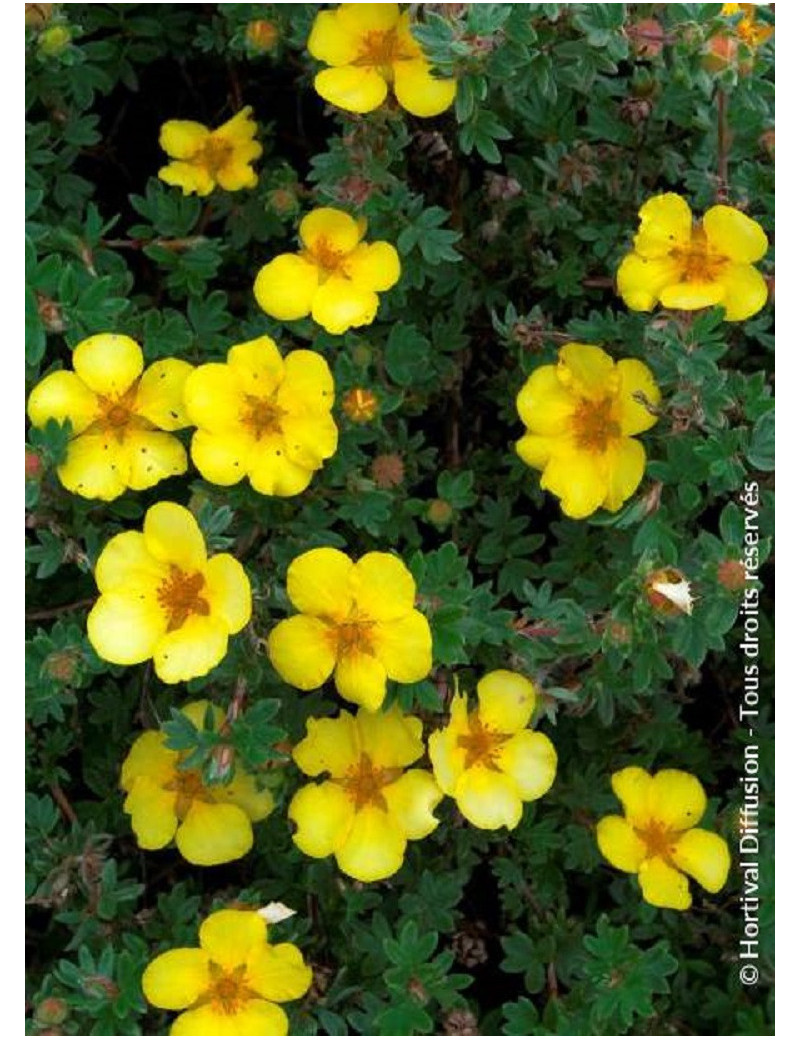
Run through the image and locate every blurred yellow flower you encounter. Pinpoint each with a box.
[308,3,456,117]
[121,701,273,866]
[617,193,769,321]
[289,706,442,882]
[142,908,311,1035]
[721,4,773,48]
[183,335,337,497]
[87,502,251,684]
[515,342,660,519]
[158,106,262,196]
[342,386,379,423]
[429,671,557,830]
[254,207,400,334]
[267,547,431,712]
[27,334,192,501]
[597,767,731,910]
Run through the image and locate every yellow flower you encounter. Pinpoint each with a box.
[597,767,731,911]
[289,706,442,882]
[254,207,400,335]
[183,335,337,497]
[515,342,660,520]
[87,502,251,684]
[121,701,273,866]
[158,106,262,197]
[722,4,773,48]
[142,908,311,1036]
[428,671,557,830]
[617,193,769,321]
[342,386,379,423]
[308,3,456,117]
[26,334,192,501]
[267,547,431,712]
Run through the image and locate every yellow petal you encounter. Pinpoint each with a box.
[292,713,360,777]
[556,342,616,401]
[355,706,424,768]
[611,766,653,828]
[633,193,693,258]
[540,444,608,519]
[199,909,267,969]
[648,769,707,831]
[57,433,130,500]
[281,412,338,470]
[338,3,401,33]
[123,776,178,850]
[716,262,769,321]
[371,611,432,683]
[154,615,229,685]
[253,254,319,321]
[227,336,284,397]
[515,364,575,435]
[602,438,646,513]
[183,363,243,430]
[120,730,176,790]
[307,8,361,65]
[268,616,338,690]
[248,445,314,497]
[276,350,335,415]
[616,252,683,312]
[134,359,194,430]
[516,432,554,471]
[496,729,557,800]
[477,670,537,733]
[72,334,143,396]
[191,429,252,486]
[94,530,165,594]
[311,275,379,334]
[454,766,523,830]
[143,502,207,571]
[314,66,389,114]
[159,161,215,197]
[175,801,253,866]
[27,371,98,434]
[659,278,726,311]
[171,1001,288,1037]
[335,804,406,882]
[159,119,209,159]
[124,430,188,492]
[205,554,252,633]
[615,359,660,435]
[638,856,691,910]
[212,770,274,822]
[214,106,259,144]
[393,58,457,118]
[334,650,387,711]
[300,207,363,255]
[87,591,166,665]
[702,205,768,263]
[180,699,224,731]
[428,725,464,796]
[215,158,259,192]
[289,781,355,857]
[383,769,442,839]
[342,242,401,292]
[286,547,354,618]
[142,948,210,1010]
[247,945,312,1002]
[670,828,731,893]
[351,552,417,621]
[596,814,647,873]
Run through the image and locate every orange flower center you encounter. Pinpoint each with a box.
[457,714,505,770]
[671,226,728,283]
[167,767,212,817]
[354,27,413,75]
[571,397,620,452]
[157,565,210,631]
[198,135,234,176]
[306,235,347,275]
[338,752,402,810]
[330,613,375,657]
[241,395,286,439]
[635,820,680,862]
[92,384,147,440]
[205,962,255,1016]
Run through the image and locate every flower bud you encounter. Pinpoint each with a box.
[342,388,378,423]
[267,187,299,217]
[43,649,81,683]
[34,998,68,1026]
[26,449,42,480]
[626,18,665,59]
[645,567,694,617]
[37,25,71,57]
[371,453,404,489]
[25,4,54,28]
[717,559,748,592]
[426,499,453,526]
[246,19,278,52]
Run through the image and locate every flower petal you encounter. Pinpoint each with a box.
[247,944,312,1002]
[171,1000,288,1037]
[540,443,608,519]
[616,252,683,311]
[199,909,267,969]
[292,713,360,778]
[334,651,387,711]
[648,769,707,831]
[659,278,726,311]
[638,856,692,910]
[314,65,389,114]
[120,730,176,790]
[142,948,211,1010]
[311,275,379,334]
[159,120,209,159]
[124,430,188,491]
[371,611,432,683]
[383,769,442,839]
[496,729,557,800]
[703,205,768,263]
[428,725,465,797]
[268,616,338,690]
[351,552,417,621]
[212,770,274,822]
[556,342,616,401]
[27,371,98,434]
[300,207,363,254]
[611,766,653,829]
[516,432,555,471]
[143,502,207,571]
[670,828,731,893]
[335,805,406,882]
[307,9,361,65]
[454,766,523,830]
[57,433,130,500]
[716,262,769,321]
[596,814,647,873]
[633,193,693,258]
[72,334,143,396]
[248,444,314,497]
[94,530,166,594]
[289,781,355,857]
[135,359,194,430]
[286,547,354,618]
[87,591,166,665]
[123,776,179,850]
[281,412,339,470]
[205,554,252,633]
[602,438,646,513]
[393,58,457,118]
[516,364,576,435]
[153,615,229,684]
[277,350,335,414]
[338,3,401,33]
[191,430,253,485]
[342,242,401,292]
[477,670,537,733]
[175,801,254,866]
[227,336,285,397]
[183,363,244,431]
[159,161,215,197]
[355,706,424,768]
[615,359,661,435]
[254,254,319,321]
